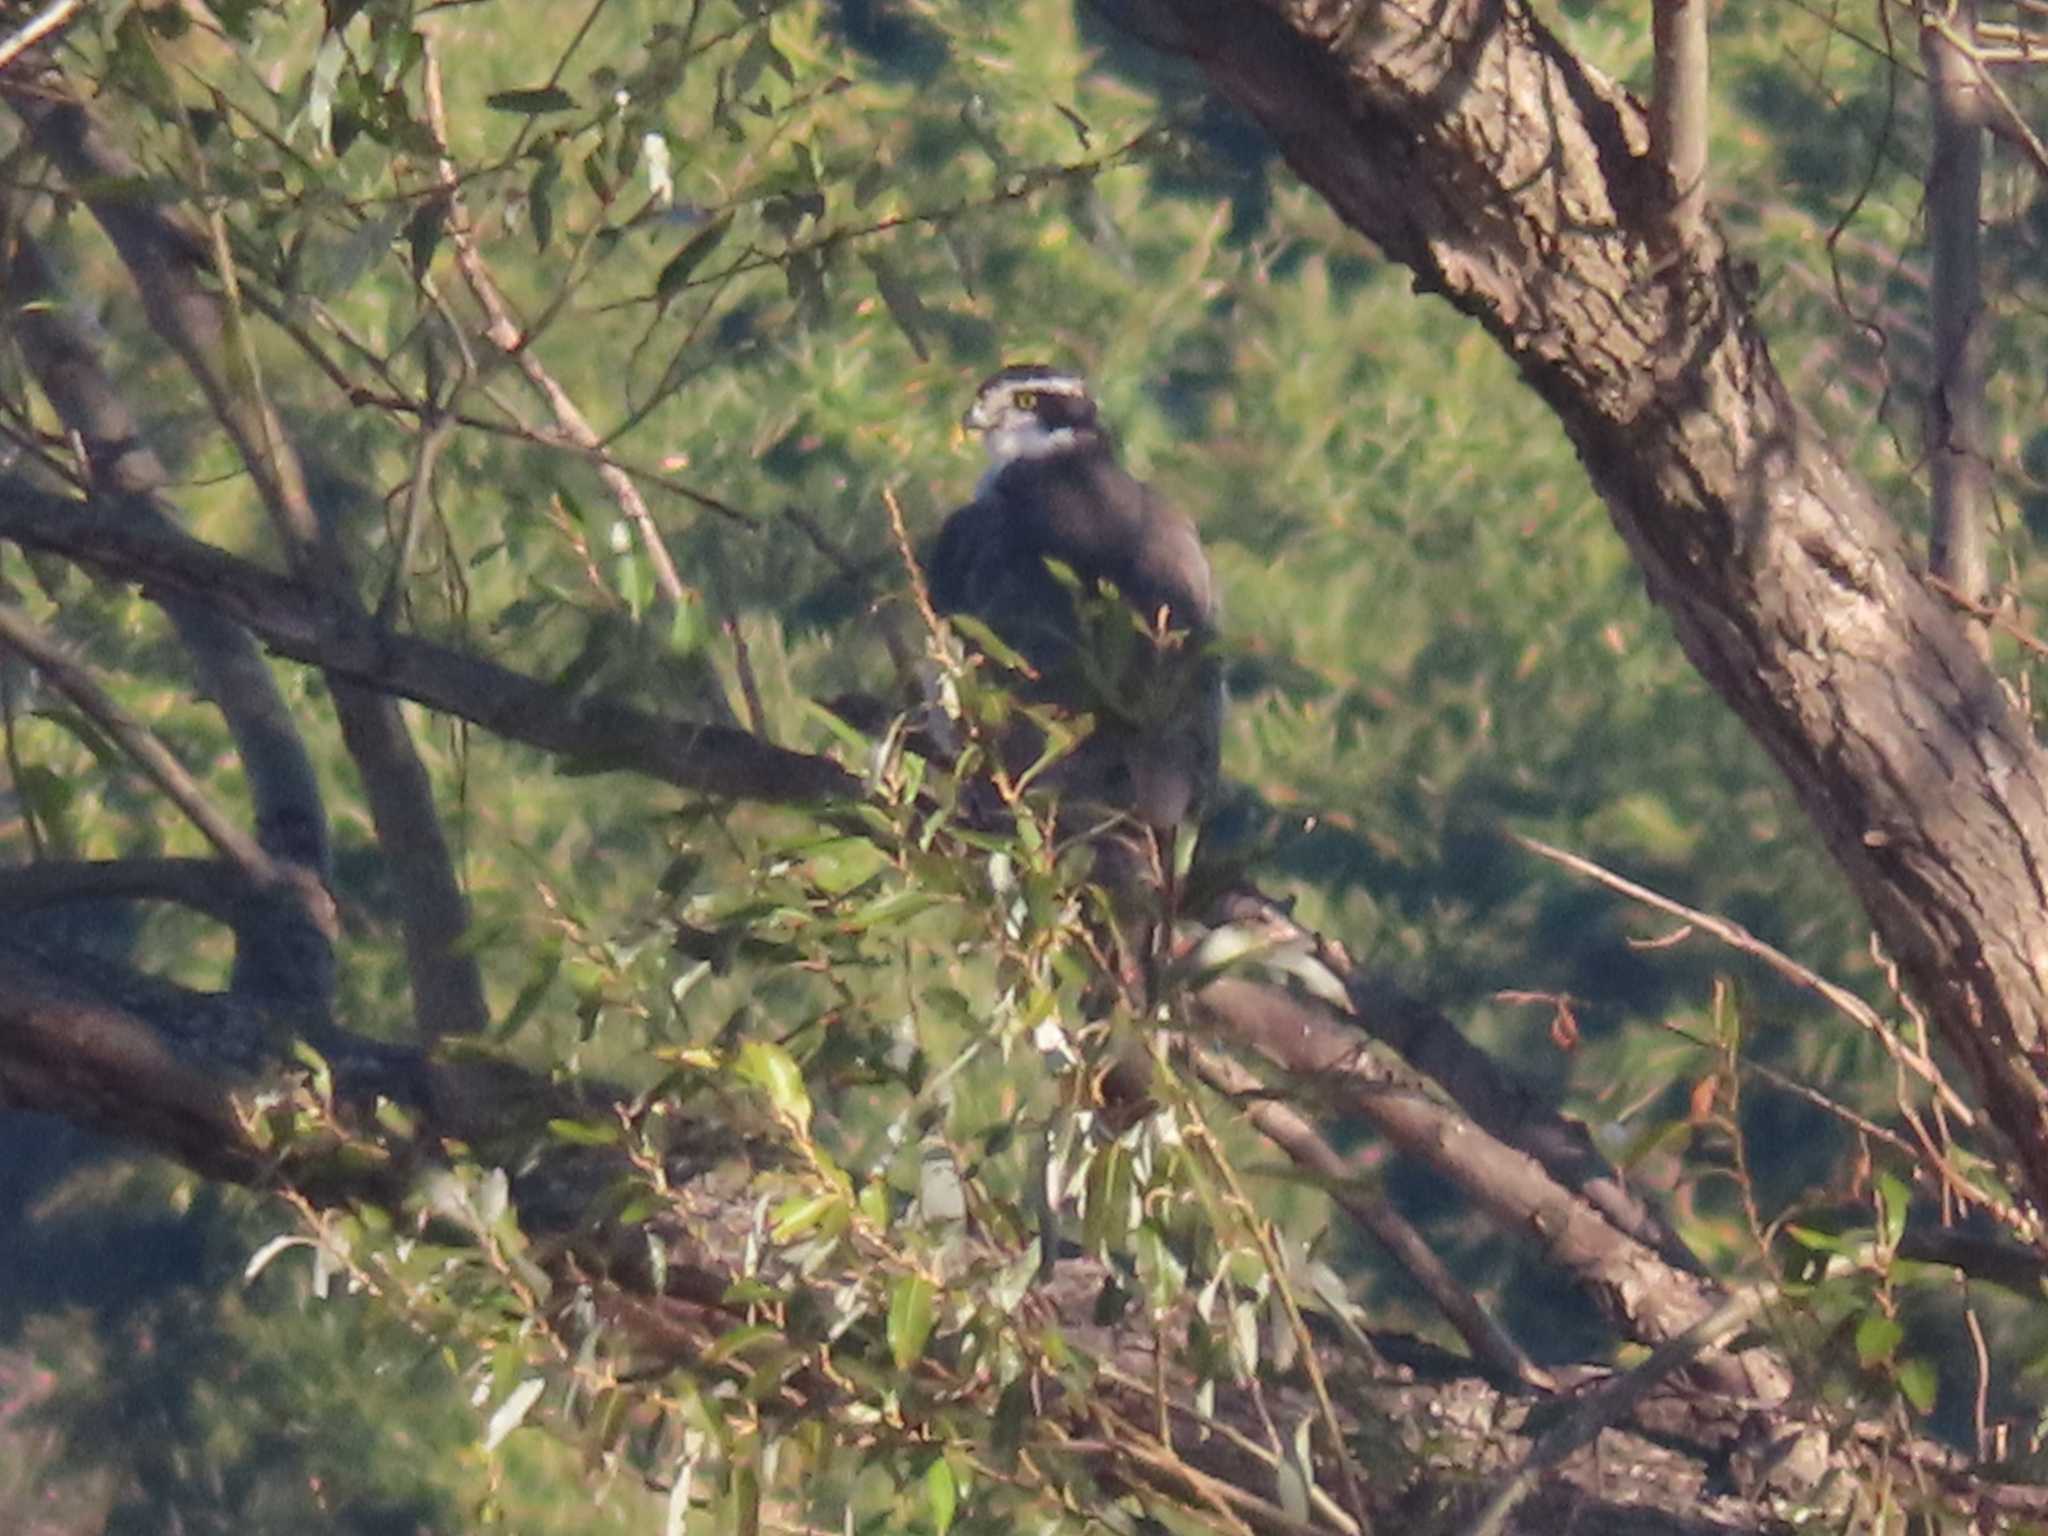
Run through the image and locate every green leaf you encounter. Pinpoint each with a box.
[925,1457,956,1536]
[803,835,889,895]
[405,196,445,281]
[1876,1171,1910,1249]
[1134,1221,1187,1313]
[374,1100,417,1139]
[853,160,890,208]
[1855,1311,1903,1368]
[771,1192,841,1243]
[732,27,794,96]
[859,1180,893,1229]
[946,613,1034,675]
[842,887,939,933]
[736,1040,811,1135]
[655,213,734,307]
[990,1378,1031,1469]
[887,1272,936,1370]
[486,87,578,115]
[315,210,405,298]
[546,1117,619,1147]
[1896,1355,1938,1412]
[529,150,561,251]
[483,1376,546,1451]
[701,1322,782,1365]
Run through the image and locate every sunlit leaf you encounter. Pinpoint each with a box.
[925,1457,956,1536]
[482,1376,546,1451]
[888,1273,936,1370]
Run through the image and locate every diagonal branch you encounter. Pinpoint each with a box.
[1190,924,1792,1402]
[0,479,860,804]
[0,600,337,938]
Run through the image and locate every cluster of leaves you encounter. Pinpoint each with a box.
[235,630,1373,1532]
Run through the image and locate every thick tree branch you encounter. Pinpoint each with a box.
[0,857,257,923]
[0,480,859,803]
[1128,0,2048,1218]
[1192,964,1791,1402]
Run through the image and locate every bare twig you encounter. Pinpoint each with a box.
[1512,832,1975,1124]
[724,615,769,738]
[421,44,692,615]
[0,0,86,76]
[1927,573,2048,659]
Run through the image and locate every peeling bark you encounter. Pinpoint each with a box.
[1123,0,2048,1215]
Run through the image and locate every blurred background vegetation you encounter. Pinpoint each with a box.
[5,0,2048,1526]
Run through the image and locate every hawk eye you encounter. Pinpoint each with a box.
[1014,390,1039,409]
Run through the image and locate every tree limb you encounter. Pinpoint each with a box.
[1122,0,2048,1220]
[0,479,859,803]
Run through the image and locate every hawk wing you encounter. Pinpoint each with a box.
[927,447,1221,829]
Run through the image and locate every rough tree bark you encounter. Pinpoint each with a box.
[1121,0,2048,1220]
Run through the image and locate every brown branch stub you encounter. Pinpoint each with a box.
[0,0,87,77]
[1650,0,1710,252]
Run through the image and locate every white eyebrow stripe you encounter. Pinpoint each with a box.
[983,375,1085,402]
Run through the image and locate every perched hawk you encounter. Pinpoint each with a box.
[928,363,1221,835]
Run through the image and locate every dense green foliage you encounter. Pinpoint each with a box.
[8,0,2048,1528]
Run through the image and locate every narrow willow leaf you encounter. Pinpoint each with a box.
[865,253,931,360]
[925,1457,956,1536]
[483,1376,546,1451]
[736,1040,811,1134]
[888,1273,936,1370]
[243,1234,314,1283]
[1897,1356,1938,1412]
[1855,1312,1903,1368]
[655,213,734,307]
[487,86,578,114]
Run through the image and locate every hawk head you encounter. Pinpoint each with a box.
[962,363,1101,468]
